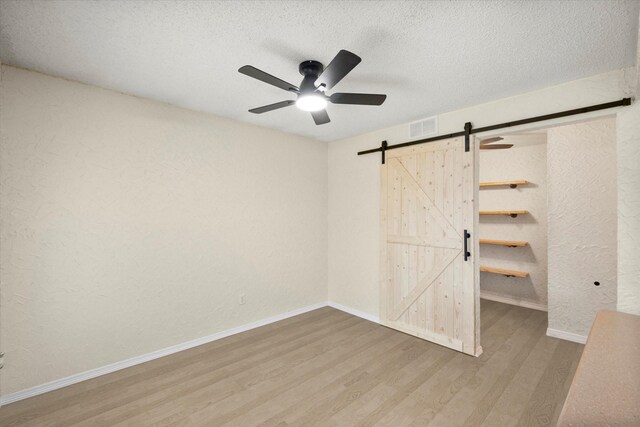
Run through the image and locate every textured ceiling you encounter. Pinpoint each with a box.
[1,1,638,141]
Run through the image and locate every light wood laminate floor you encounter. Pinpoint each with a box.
[0,301,582,426]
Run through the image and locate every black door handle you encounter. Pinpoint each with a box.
[464,229,471,261]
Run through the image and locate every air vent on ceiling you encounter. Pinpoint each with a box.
[409,116,438,139]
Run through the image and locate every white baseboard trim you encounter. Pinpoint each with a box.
[0,301,328,406]
[546,328,588,344]
[327,301,380,324]
[480,291,548,312]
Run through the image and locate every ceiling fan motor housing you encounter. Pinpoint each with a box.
[299,60,323,76]
[299,60,324,94]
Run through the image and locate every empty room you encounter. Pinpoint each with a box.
[1,1,639,426]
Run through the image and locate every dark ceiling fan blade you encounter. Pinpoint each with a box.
[311,109,330,125]
[480,144,513,150]
[329,93,386,106]
[238,65,299,92]
[480,137,504,145]
[314,50,361,91]
[248,100,295,114]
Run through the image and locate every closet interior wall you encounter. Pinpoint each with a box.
[479,134,548,308]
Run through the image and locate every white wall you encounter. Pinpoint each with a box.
[617,18,640,316]
[0,65,328,395]
[617,101,640,316]
[328,67,634,320]
[479,134,547,307]
[2,57,639,400]
[548,118,617,337]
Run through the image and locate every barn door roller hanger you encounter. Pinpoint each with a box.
[359,98,631,164]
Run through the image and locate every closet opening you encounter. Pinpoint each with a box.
[478,115,617,343]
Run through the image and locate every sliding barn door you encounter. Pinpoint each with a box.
[380,136,481,356]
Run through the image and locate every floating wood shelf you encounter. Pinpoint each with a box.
[480,180,529,189]
[480,239,528,247]
[480,210,529,218]
[480,266,529,278]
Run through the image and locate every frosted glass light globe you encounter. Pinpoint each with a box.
[296,95,327,112]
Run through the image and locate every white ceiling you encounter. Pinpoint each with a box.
[1,1,638,142]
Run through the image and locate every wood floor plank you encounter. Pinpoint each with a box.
[482,325,562,423]
[425,309,547,426]
[84,312,357,426]
[0,307,340,423]
[98,314,370,426]
[516,340,583,427]
[551,345,582,423]
[0,303,583,427]
[461,318,548,425]
[1,308,350,426]
[74,311,356,427]
[353,350,455,427]
[115,317,378,426]
[282,341,449,426]
[480,299,512,330]
[214,332,420,424]
[328,383,398,426]
[371,305,540,426]
[224,328,410,427]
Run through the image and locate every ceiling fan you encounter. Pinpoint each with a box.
[479,137,513,150]
[238,50,387,125]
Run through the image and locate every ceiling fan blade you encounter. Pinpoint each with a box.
[239,65,299,93]
[480,144,513,150]
[248,100,295,114]
[314,50,361,91]
[480,137,504,145]
[329,93,386,106]
[311,109,330,125]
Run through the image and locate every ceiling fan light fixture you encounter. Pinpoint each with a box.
[239,50,386,125]
[296,95,327,112]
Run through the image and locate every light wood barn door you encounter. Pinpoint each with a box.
[380,136,481,356]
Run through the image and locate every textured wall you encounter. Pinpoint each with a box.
[479,134,547,306]
[547,118,617,337]
[328,68,631,319]
[617,18,640,316]
[327,132,381,315]
[0,66,328,395]
[617,102,640,316]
